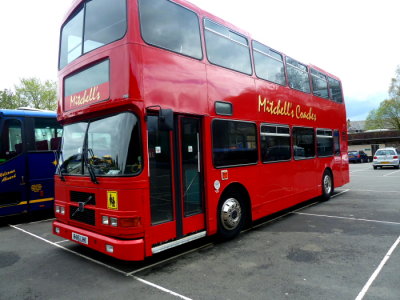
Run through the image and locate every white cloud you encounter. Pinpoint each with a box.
[0,0,73,89]
[0,0,398,120]
[190,0,400,110]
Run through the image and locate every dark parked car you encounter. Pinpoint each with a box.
[348,150,369,163]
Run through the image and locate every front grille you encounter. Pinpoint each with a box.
[70,191,96,205]
[70,206,95,226]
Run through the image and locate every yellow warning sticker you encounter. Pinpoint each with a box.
[107,191,118,210]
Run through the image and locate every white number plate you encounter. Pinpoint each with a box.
[72,232,88,245]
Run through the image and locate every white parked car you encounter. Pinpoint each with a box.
[372,148,400,169]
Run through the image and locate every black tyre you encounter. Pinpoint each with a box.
[217,192,246,240]
[373,166,377,170]
[320,170,333,201]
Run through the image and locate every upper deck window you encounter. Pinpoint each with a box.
[328,77,344,103]
[204,19,252,75]
[311,69,329,99]
[59,0,127,69]
[139,0,202,60]
[253,41,286,86]
[286,57,311,93]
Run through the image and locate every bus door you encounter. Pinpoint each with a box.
[148,114,205,253]
[0,117,28,216]
[26,117,62,212]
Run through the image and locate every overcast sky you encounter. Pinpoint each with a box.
[1,0,399,120]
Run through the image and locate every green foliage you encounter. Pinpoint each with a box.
[1,78,57,111]
[389,65,400,99]
[0,89,17,109]
[14,78,57,111]
[365,66,400,131]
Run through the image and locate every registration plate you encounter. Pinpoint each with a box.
[381,162,389,164]
[72,232,88,244]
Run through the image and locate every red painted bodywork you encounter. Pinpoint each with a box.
[53,0,349,260]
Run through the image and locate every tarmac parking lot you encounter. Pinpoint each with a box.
[1,163,400,300]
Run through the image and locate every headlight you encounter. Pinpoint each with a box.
[102,216,109,225]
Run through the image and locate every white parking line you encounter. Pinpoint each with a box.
[8,225,192,300]
[54,239,69,244]
[249,189,350,232]
[383,170,400,177]
[350,189,400,194]
[350,168,373,173]
[126,243,213,276]
[294,212,400,226]
[13,218,55,226]
[132,276,192,300]
[9,224,127,275]
[355,235,400,300]
[332,189,350,198]
[127,190,350,293]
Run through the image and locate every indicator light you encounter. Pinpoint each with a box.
[110,217,118,227]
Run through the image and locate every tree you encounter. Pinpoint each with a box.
[365,66,400,131]
[14,78,57,111]
[389,65,400,99]
[0,89,17,109]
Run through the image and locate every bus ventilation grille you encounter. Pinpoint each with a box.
[70,206,95,226]
[70,191,96,205]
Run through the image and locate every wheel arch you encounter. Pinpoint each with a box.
[219,182,252,227]
[320,167,334,201]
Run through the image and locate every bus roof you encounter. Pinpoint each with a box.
[0,109,56,118]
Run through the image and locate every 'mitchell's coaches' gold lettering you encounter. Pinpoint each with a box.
[258,95,317,121]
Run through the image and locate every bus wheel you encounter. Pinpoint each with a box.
[218,192,245,240]
[321,170,333,201]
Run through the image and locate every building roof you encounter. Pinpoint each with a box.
[348,120,366,133]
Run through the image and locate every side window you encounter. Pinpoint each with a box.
[253,41,286,86]
[286,57,311,93]
[311,69,329,99]
[212,120,257,167]
[293,127,315,159]
[333,130,340,155]
[34,118,63,151]
[139,0,202,59]
[0,119,23,163]
[204,19,252,75]
[316,129,333,157]
[260,124,291,162]
[328,77,343,103]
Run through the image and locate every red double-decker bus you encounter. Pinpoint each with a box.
[53,0,349,260]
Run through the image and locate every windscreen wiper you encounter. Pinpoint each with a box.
[84,148,98,184]
[54,150,66,182]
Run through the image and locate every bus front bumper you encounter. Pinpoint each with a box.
[52,221,145,261]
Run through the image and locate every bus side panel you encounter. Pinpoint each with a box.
[0,155,28,216]
[27,152,57,211]
[141,45,208,115]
